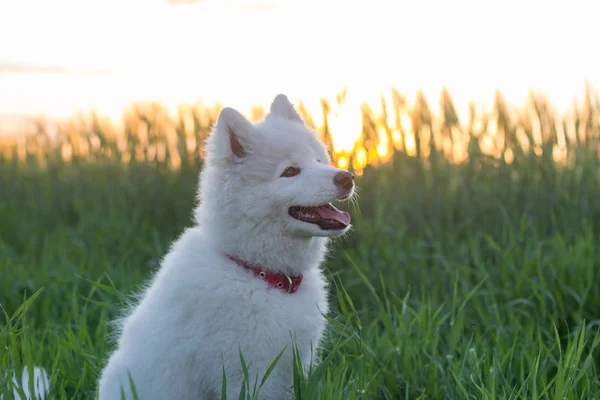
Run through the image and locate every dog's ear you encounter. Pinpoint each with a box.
[269,94,303,123]
[213,107,254,160]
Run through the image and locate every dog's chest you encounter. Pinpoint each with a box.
[246,286,326,339]
[202,281,328,365]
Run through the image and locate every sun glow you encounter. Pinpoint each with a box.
[0,0,598,172]
[326,101,362,154]
[376,127,389,158]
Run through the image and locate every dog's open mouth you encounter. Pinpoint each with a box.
[289,204,351,230]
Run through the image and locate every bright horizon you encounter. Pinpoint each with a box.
[1,0,598,134]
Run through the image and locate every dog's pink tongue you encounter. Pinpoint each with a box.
[315,206,351,226]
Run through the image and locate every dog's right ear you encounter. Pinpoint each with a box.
[212,107,254,161]
[269,94,304,123]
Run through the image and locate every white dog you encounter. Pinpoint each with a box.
[97,94,355,400]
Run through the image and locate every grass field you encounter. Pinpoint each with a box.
[1,88,600,399]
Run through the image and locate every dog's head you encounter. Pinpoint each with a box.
[196,94,355,239]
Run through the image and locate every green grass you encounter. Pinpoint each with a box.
[1,85,600,399]
[1,147,599,399]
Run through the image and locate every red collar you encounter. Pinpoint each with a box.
[227,255,303,294]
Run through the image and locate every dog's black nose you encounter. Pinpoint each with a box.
[334,171,354,190]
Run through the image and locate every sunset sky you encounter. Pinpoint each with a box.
[0,0,598,133]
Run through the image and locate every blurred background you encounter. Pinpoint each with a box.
[1,0,598,172]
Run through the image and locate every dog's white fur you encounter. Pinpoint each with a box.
[97,94,354,399]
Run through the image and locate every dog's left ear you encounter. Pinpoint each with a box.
[211,107,255,161]
[269,94,304,123]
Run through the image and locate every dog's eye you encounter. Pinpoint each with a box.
[281,166,301,177]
